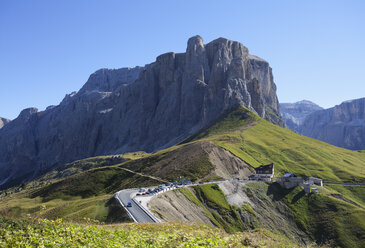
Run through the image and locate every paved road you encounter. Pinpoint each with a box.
[116,189,155,223]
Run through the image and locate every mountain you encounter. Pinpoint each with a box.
[299,97,365,150]
[0,117,10,129]
[280,100,323,131]
[0,35,284,189]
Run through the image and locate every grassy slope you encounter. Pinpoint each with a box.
[198,106,365,183]
[23,151,148,191]
[267,184,365,248]
[242,182,365,248]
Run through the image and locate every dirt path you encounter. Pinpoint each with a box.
[117,167,168,183]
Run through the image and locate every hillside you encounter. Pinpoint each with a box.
[0,140,252,222]
[196,106,365,183]
[150,182,365,248]
[1,107,364,247]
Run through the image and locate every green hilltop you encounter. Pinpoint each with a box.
[196,106,365,183]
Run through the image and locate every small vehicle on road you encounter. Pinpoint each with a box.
[126,202,132,207]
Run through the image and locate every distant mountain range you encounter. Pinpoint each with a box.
[0,36,283,189]
[280,98,365,150]
[280,100,323,131]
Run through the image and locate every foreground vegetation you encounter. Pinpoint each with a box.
[0,216,300,247]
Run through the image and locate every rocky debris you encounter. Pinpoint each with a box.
[280,100,323,131]
[0,35,283,189]
[218,181,254,207]
[0,117,10,129]
[149,189,215,224]
[299,97,365,150]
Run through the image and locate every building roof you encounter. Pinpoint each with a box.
[255,163,274,174]
[283,172,296,178]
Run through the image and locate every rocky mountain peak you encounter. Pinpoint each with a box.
[0,35,283,189]
[187,35,204,51]
[18,107,38,122]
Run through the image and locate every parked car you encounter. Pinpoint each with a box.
[126,202,132,207]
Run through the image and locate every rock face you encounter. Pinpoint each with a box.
[280,100,323,131]
[299,98,365,150]
[0,36,283,189]
[0,117,10,129]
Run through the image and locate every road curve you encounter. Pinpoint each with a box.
[116,189,155,223]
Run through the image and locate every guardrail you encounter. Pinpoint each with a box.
[132,198,161,223]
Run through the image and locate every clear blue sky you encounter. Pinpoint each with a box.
[1,0,364,120]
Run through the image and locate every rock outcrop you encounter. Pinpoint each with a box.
[299,98,365,150]
[0,36,283,189]
[0,117,10,129]
[280,100,323,131]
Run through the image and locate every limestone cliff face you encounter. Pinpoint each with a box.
[299,98,365,150]
[0,36,283,189]
[0,117,10,129]
[280,100,323,131]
